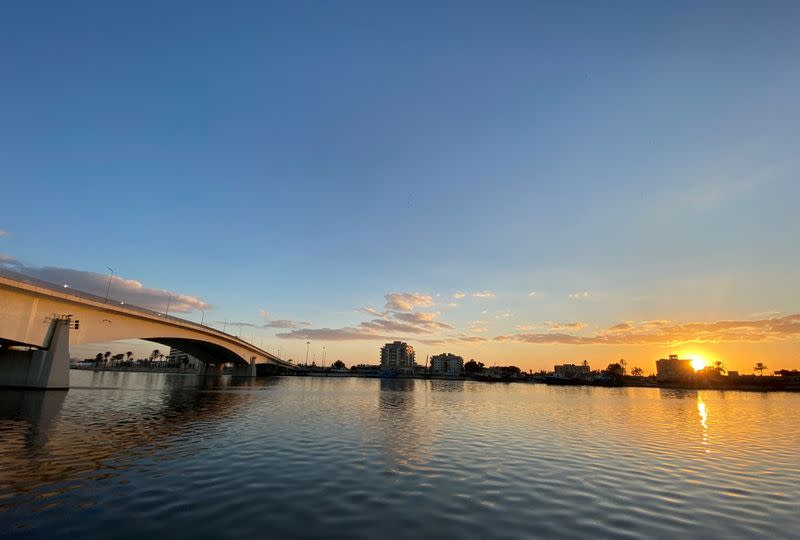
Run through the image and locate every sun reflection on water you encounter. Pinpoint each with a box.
[697,395,709,452]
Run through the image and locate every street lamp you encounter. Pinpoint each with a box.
[165,292,173,318]
[199,308,206,325]
[104,267,114,302]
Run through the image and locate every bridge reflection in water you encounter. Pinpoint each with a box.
[0,371,277,500]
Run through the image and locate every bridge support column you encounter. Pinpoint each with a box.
[231,358,257,378]
[202,363,224,376]
[0,319,70,390]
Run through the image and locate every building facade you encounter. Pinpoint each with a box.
[430,353,464,375]
[380,341,415,370]
[554,363,591,379]
[167,347,202,370]
[656,355,695,381]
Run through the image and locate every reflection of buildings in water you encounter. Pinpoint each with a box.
[0,373,281,496]
[428,379,465,393]
[376,379,434,470]
[378,379,417,427]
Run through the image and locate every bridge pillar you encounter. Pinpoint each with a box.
[202,363,224,376]
[0,319,70,390]
[231,358,257,378]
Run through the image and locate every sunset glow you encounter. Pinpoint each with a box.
[690,357,707,372]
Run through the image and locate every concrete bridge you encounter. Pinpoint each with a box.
[0,269,294,389]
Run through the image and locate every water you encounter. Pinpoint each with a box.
[1,372,798,539]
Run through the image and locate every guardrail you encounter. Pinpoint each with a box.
[0,267,290,364]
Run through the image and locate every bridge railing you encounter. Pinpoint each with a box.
[0,267,289,364]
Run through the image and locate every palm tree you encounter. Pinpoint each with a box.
[631,367,644,377]
[103,351,111,365]
[713,360,726,375]
[619,358,627,375]
[126,351,133,363]
[754,362,768,376]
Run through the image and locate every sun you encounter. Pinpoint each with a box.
[690,356,707,371]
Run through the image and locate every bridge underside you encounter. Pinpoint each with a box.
[143,338,250,366]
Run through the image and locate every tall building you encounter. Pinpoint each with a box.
[656,355,694,381]
[380,341,415,370]
[430,353,464,375]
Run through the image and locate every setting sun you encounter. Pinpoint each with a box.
[691,357,707,371]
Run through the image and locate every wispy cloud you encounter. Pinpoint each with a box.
[215,319,312,330]
[0,230,10,238]
[278,300,452,341]
[1,257,210,313]
[384,292,433,311]
[452,292,466,299]
[544,321,587,331]
[528,291,537,298]
[495,314,800,345]
[568,291,590,300]
[472,291,496,298]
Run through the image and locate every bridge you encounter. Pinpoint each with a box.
[0,269,294,389]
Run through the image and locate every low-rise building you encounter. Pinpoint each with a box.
[554,363,591,379]
[656,355,695,381]
[430,353,464,376]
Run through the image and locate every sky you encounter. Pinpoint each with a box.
[2,1,799,373]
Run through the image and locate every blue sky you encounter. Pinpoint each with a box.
[2,2,799,370]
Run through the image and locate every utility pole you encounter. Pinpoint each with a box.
[305,341,310,367]
[322,346,326,368]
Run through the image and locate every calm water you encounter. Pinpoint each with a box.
[0,372,798,539]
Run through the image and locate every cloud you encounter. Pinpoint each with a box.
[495,314,800,346]
[544,321,587,331]
[452,292,466,299]
[419,334,490,346]
[0,230,9,237]
[528,291,537,297]
[278,299,453,341]
[0,253,22,267]
[467,320,489,334]
[447,303,458,308]
[259,309,270,319]
[568,291,590,300]
[1,258,210,313]
[357,306,388,318]
[515,324,538,331]
[472,291,496,298]
[277,327,391,341]
[495,309,513,320]
[216,319,312,330]
[384,292,433,311]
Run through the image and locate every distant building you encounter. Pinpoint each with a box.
[430,353,464,376]
[380,341,415,370]
[167,347,202,369]
[554,363,591,379]
[656,355,694,381]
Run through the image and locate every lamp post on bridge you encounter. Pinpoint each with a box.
[104,267,114,302]
[165,292,173,318]
[199,308,205,326]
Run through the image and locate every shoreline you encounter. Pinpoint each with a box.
[69,366,800,392]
